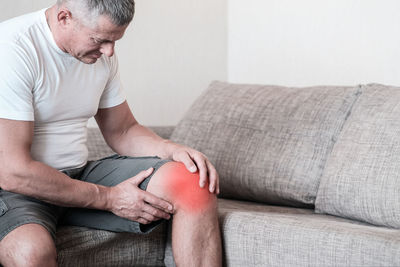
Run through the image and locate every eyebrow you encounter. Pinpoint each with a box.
[95,37,113,43]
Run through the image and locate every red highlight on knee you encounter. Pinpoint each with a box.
[158,162,213,213]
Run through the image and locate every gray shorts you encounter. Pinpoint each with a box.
[0,155,171,241]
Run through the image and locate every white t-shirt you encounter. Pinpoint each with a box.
[0,9,126,170]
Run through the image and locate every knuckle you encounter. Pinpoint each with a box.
[152,209,159,216]
[133,202,143,210]
[144,214,155,221]
[197,152,206,159]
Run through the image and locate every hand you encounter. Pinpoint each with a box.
[169,143,220,194]
[107,168,174,224]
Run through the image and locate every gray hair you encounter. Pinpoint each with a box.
[56,0,135,27]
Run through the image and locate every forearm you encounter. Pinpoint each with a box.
[109,123,177,159]
[1,160,110,210]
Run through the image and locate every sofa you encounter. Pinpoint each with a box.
[55,81,400,266]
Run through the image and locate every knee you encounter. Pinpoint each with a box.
[16,239,57,267]
[156,162,217,214]
[2,225,57,267]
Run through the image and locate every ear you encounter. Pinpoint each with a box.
[56,8,73,28]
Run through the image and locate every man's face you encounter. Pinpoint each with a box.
[66,15,128,64]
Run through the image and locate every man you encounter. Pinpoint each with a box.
[0,0,222,266]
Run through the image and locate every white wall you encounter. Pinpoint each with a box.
[3,0,399,126]
[119,0,227,125]
[228,0,400,87]
[0,0,227,126]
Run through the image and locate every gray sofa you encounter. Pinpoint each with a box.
[56,81,400,266]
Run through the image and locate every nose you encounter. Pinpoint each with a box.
[100,42,115,57]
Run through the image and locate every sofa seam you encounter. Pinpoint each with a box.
[313,84,364,206]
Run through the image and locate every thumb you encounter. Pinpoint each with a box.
[130,167,154,185]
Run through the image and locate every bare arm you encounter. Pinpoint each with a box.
[95,101,170,158]
[0,118,109,209]
[95,101,220,194]
[0,118,173,223]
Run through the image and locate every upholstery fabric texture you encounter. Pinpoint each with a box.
[170,81,361,206]
[87,128,115,160]
[56,224,167,267]
[217,199,400,267]
[316,83,400,228]
[58,114,400,266]
[87,126,175,161]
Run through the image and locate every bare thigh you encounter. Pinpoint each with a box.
[0,223,57,267]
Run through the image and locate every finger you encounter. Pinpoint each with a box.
[131,168,154,185]
[177,151,198,173]
[140,212,158,222]
[137,218,150,224]
[206,160,219,194]
[193,154,208,189]
[143,191,174,213]
[142,204,171,220]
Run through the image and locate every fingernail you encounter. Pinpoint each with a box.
[189,166,197,173]
[168,205,173,211]
[199,181,205,188]
[209,185,214,192]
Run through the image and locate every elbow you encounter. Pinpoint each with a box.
[0,169,16,192]
[0,158,32,192]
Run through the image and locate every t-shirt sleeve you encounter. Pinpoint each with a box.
[98,53,127,109]
[0,43,35,121]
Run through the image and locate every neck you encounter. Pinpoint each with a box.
[45,6,68,53]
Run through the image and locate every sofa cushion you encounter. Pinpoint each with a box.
[170,81,361,206]
[316,84,400,228]
[148,126,175,140]
[56,224,167,267]
[87,127,115,161]
[214,199,400,267]
[87,126,175,161]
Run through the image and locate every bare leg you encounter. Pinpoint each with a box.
[0,223,57,267]
[147,162,222,267]
[170,196,221,266]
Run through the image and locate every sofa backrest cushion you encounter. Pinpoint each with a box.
[315,84,400,228]
[170,81,361,207]
[87,126,174,161]
[87,127,115,161]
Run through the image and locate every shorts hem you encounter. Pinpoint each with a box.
[139,159,171,191]
[0,219,56,242]
[139,219,166,234]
